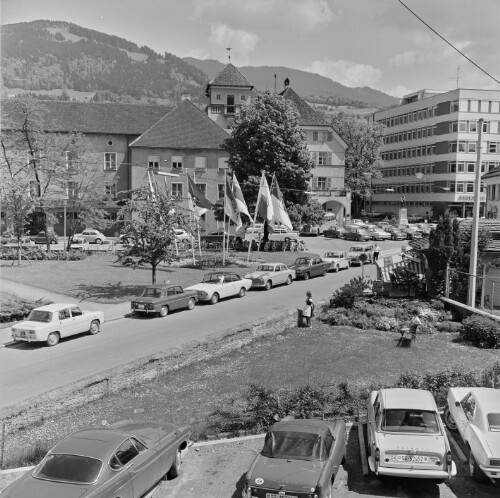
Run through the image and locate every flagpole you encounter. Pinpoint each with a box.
[191,170,202,257]
[223,170,227,265]
[191,170,196,265]
[247,172,264,262]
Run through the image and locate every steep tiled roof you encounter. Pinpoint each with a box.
[482,165,500,180]
[459,218,500,253]
[130,98,230,149]
[279,86,329,126]
[1,100,171,135]
[208,63,253,88]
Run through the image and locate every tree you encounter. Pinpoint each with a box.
[224,91,317,238]
[117,185,189,284]
[330,112,385,216]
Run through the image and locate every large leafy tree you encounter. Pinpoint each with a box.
[117,185,189,284]
[224,91,321,236]
[331,111,384,216]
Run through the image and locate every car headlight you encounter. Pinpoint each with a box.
[199,291,208,298]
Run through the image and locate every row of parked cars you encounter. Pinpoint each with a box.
[0,229,109,246]
[4,386,498,496]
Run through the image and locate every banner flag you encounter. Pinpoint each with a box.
[271,175,293,230]
[225,176,240,226]
[255,172,274,224]
[232,173,251,219]
[187,173,213,209]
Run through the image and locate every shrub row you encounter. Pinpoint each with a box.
[0,247,87,261]
[459,315,500,349]
[0,293,52,323]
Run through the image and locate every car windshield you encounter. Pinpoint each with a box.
[261,431,321,461]
[141,288,162,297]
[381,409,440,434]
[294,258,310,265]
[349,247,363,252]
[34,454,102,484]
[487,413,500,431]
[256,265,274,272]
[325,252,341,258]
[202,274,224,283]
[27,310,52,322]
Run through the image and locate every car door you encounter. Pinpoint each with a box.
[70,306,89,334]
[367,393,380,459]
[228,274,240,296]
[456,393,476,438]
[274,265,284,285]
[57,308,74,338]
[174,286,187,310]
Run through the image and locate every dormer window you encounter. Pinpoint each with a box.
[216,94,222,100]
[240,95,246,102]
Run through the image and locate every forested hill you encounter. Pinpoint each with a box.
[1,20,208,104]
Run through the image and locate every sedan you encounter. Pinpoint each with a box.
[323,251,350,272]
[366,228,391,241]
[30,230,59,244]
[244,262,295,290]
[2,420,191,498]
[367,388,456,481]
[73,229,106,244]
[444,387,500,483]
[323,226,347,239]
[131,284,197,317]
[186,272,252,304]
[1,232,32,245]
[242,419,346,498]
[11,303,104,347]
[344,228,371,241]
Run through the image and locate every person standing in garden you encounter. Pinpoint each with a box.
[303,291,314,328]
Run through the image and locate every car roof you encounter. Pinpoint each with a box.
[33,303,78,312]
[144,284,177,289]
[270,419,330,435]
[298,254,320,258]
[258,262,283,266]
[380,388,436,410]
[470,388,500,410]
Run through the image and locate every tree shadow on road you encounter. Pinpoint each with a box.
[71,282,147,302]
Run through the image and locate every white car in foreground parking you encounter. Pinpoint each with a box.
[11,303,104,346]
[244,263,295,290]
[444,387,500,483]
[322,251,350,272]
[186,272,252,304]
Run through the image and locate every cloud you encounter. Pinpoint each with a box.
[182,48,211,60]
[287,0,334,31]
[387,85,413,98]
[209,23,260,64]
[390,51,417,66]
[304,59,382,88]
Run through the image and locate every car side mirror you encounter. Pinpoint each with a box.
[455,401,460,407]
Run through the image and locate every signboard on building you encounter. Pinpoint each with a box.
[456,194,487,202]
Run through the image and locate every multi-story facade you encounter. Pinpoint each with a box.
[483,165,500,218]
[371,89,500,219]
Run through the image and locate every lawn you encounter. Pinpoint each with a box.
[4,319,498,467]
[0,250,315,303]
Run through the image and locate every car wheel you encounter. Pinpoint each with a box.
[264,280,272,291]
[443,407,458,431]
[168,448,182,478]
[46,332,60,347]
[321,269,327,276]
[187,298,195,310]
[238,287,246,297]
[210,293,219,305]
[89,320,100,335]
[334,264,340,273]
[469,449,486,482]
[286,275,292,285]
[159,306,169,317]
[181,238,189,244]
[95,238,102,244]
[303,272,310,280]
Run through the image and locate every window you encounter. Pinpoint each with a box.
[469,121,478,133]
[466,182,474,193]
[240,95,246,102]
[457,162,465,172]
[171,156,183,169]
[67,181,79,199]
[70,307,83,317]
[456,182,464,193]
[226,94,235,114]
[467,163,475,173]
[317,177,327,190]
[318,152,332,165]
[171,183,183,198]
[148,155,159,171]
[66,151,78,172]
[58,308,71,320]
[218,183,224,200]
[115,440,139,466]
[216,94,221,100]
[29,181,41,197]
[196,183,207,196]
[195,156,207,170]
[104,152,117,171]
[450,100,459,112]
[468,142,476,153]
[217,157,229,172]
[469,100,479,112]
[488,142,499,154]
[105,184,117,198]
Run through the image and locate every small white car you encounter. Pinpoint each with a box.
[366,227,391,240]
[186,272,252,304]
[173,228,194,244]
[367,388,456,481]
[11,303,104,347]
[73,229,106,244]
[444,387,500,483]
[322,251,350,272]
[347,244,374,265]
[244,263,295,290]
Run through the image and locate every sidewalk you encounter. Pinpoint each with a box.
[0,279,130,346]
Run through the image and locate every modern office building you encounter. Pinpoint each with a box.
[371,89,500,219]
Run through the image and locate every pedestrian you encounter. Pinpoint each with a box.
[373,243,381,261]
[410,309,422,335]
[303,291,314,328]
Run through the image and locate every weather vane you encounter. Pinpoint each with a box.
[226,46,231,63]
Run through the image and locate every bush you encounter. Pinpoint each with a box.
[329,276,372,309]
[459,315,500,349]
[0,247,86,261]
[0,293,52,323]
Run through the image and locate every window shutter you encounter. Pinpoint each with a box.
[313,177,319,189]
[326,177,332,190]
[313,131,318,141]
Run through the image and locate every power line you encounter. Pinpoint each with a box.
[396,0,500,86]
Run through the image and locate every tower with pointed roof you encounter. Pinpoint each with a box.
[205,63,254,132]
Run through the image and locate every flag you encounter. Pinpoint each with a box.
[187,173,213,209]
[225,176,240,226]
[147,170,156,199]
[232,174,251,219]
[271,175,293,231]
[187,191,207,218]
[255,172,274,224]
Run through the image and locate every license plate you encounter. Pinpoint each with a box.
[389,455,429,463]
[266,494,297,498]
[20,331,26,338]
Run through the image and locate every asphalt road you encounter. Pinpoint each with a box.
[0,238,405,409]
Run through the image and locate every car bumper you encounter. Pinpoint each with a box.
[377,463,456,479]
[11,334,41,343]
[132,308,158,314]
[480,464,500,479]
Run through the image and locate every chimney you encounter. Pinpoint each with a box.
[181,94,191,101]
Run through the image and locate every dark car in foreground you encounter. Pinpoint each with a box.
[290,255,331,280]
[243,418,346,498]
[131,284,197,317]
[2,419,191,498]
[30,230,59,244]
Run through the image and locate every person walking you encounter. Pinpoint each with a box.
[303,291,314,328]
[373,243,381,262]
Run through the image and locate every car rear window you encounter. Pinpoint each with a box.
[381,409,440,434]
[34,454,102,484]
[27,310,52,322]
[487,413,500,431]
[262,431,321,461]
[256,265,274,272]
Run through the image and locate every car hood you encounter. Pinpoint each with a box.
[2,474,88,498]
[246,271,271,279]
[250,456,324,492]
[185,283,221,292]
[12,321,49,330]
[377,432,446,454]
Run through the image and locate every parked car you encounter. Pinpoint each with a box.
[348,243,374,265]
[73,229,106,244]
[299,224,322,236]
[1,232,32,245]
[1,420,191,498]
[444,387,500,483]
[11,303,104,347]
[415,223,432,236]
[344,228,371,241]
[242,418,346,498]
[397,225,422,240]
[131,284,198,317]
[173,228,194,244]
[324,226,347,239]
[365,227,391,241]
[244,262,295,290]
[350,219,366,226]
[186,272,252,304]
[322,251,351,272]
[367,388,456,480]
[385,227,407,240]
[268,226,300,242]
[30,230,59,244]
[290,255,331,280]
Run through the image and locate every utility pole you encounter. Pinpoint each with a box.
[467,118,484,307]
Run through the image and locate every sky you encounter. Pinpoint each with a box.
[2,0,500,98]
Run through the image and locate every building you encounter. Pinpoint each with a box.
[482,164,500,218]
[371,89,500,219]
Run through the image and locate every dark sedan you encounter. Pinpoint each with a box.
[131,284,197,317]
[344,228,371,241]
[2,420,191,498]
[30,231,59,244]
[323,226,347,239]
[243,419,346,498]
[290,255,331,280]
